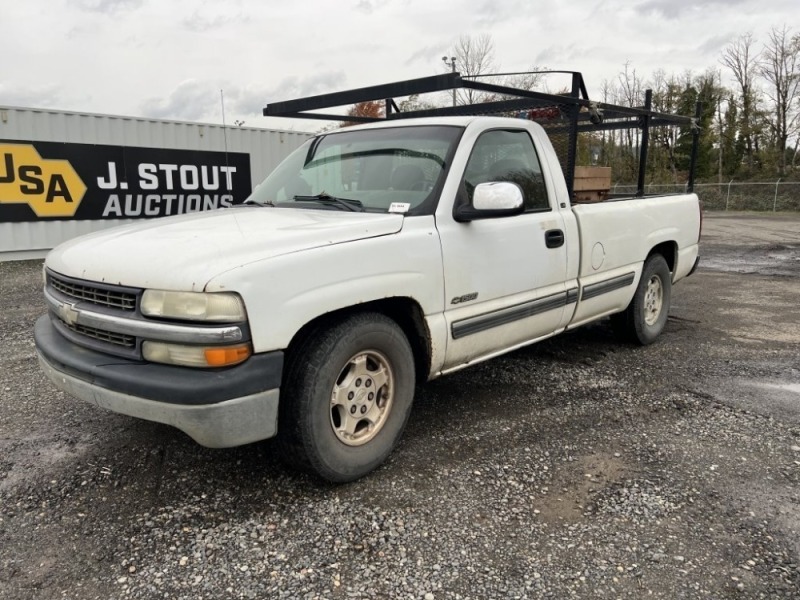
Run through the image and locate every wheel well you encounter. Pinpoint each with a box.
[647,241,677,272]
[286,298,432,383]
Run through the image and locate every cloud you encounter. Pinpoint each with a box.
[696,33,736,55]
[183,11,243,32]
[354,0,391,14]
[261,71,348,107]
[534,43,587,66]
[476,0,529,25]
[138,72,348,123]
[237,71,349,124]
[405,43,450,66]
[72,0,143,14]
[0,83,63,109]
[139,80,221,121]
[228,88,273,118]
[635,0,748,19]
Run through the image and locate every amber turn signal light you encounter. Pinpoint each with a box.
[204,344,252,367]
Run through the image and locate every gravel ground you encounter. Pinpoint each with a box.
[1,212,799,599]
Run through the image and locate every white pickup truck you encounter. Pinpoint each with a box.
[35,116,701,481]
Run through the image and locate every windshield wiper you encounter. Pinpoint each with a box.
[292,193,364,212]
[235,200,273,207]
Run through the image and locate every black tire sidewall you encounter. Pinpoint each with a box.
[298,315,415,482]
[632,255,671,344]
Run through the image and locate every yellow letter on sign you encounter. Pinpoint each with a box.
[0,144,87,218]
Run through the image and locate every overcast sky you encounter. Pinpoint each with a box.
[1,0,797,132]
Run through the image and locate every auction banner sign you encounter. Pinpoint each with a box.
[0,140,252,222]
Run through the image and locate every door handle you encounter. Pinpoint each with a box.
[545,229,564,248]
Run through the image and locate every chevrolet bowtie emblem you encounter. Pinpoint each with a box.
[57,301,80,326]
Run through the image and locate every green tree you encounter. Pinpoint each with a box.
[675,72,724,179]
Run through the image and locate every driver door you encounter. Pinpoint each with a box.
[436,128,569,370]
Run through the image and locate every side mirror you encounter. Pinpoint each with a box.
[454,182,525,222]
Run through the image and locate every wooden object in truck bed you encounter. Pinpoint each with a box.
[573,166,611,203]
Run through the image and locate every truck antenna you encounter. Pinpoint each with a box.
[220,89,231,190]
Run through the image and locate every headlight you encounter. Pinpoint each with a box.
[142,341,252,368]
[141,290,246,322]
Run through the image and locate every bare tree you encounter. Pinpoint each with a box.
[598,78,615,166]
[759,26,800,175]
[617,61,643,108]
[504,67,547,92]
[441,34,548,110]
[398,94,438,113]
[616,62,643,180]
[449,34,497,105]
[720,32,760,169]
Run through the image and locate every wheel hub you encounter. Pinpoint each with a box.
[330,350,394,446]
[644,275,663,326]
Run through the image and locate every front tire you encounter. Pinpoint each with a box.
[278,313,416,482]
[613,254,672,345]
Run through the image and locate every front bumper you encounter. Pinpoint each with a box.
[34,316,283,447]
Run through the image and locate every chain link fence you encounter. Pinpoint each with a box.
[610,181,800,212]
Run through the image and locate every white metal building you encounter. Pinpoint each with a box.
[0,106,311,260]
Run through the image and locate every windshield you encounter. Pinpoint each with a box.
[247,125,462,214]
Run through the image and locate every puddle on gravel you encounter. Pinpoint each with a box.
[756,382,800,395]
[701,244,800,277]
[738,380,800,410]
[694,378,800,424]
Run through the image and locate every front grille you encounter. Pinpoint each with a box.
[63,321,136,348]
[50,274,136,311]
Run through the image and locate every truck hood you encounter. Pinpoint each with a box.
[46,207,404,291]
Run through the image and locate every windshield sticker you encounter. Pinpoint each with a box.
[388,202,411,214]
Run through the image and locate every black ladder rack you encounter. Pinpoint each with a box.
[263,71,700,198]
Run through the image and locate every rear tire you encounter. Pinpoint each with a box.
[278,313,415,482]
[612,254,671,345]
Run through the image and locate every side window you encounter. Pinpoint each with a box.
[463,129,550,211]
